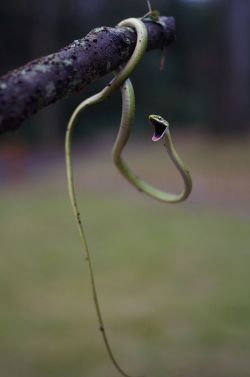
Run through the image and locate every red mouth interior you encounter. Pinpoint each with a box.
[150,118,167,142]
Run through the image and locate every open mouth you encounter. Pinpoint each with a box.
[149,117,168,142]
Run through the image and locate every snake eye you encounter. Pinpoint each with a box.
[149,116,168,142]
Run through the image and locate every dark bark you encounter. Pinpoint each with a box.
[0,16,175,135]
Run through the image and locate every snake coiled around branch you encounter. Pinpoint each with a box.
[65,15,192,377]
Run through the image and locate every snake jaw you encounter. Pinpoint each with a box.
[149,114,169,142]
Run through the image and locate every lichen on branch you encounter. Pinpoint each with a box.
[0,16,175,134]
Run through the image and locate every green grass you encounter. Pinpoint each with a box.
[0,137,250,377]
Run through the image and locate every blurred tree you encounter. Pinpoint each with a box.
[211,0,250,133]
[226,0,249,133]
[30,1,61,145]
[0,0,249,141]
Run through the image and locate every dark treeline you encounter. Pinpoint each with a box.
[0,0,249,144]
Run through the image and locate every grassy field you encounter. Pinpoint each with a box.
[0,134,250,377]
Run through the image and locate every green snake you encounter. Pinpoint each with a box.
[65,15,192,377]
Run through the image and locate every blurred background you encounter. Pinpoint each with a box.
[0,1,250,377]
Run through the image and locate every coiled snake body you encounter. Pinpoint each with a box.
[65,16,192,377]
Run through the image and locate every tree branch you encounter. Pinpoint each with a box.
[0,16,175,134]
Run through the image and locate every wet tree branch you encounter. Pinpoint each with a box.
[0,16,175,134]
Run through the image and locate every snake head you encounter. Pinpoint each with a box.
[149,115,169,142]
